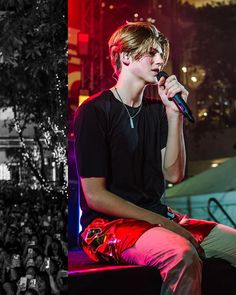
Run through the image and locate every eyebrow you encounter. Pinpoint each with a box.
[150,45,163,55]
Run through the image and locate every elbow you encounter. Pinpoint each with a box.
[84,192,99,210]
[170,175,184,184]
[163,163,186,184]
[164,172,185,184]
[80,177,107,211]
[84,189,105,211]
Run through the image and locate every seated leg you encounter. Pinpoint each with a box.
[121,226,202,295]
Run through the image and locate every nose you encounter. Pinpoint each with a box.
[153,55,164,69]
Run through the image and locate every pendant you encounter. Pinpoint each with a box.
[129,117,134,128]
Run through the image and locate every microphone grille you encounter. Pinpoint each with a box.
[156,71,169,81]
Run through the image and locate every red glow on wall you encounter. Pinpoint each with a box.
[68,0,79,29]
[78,33,89,43]
[78,33,89,56]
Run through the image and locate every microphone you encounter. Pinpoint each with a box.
[156,71,195,123]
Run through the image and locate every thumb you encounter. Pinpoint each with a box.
[158,76,166,88]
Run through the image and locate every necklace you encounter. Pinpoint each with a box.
[114,87,142,129]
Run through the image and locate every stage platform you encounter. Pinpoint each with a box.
[69,249,236,295]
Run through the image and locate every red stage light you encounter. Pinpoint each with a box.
[68,0,79,29]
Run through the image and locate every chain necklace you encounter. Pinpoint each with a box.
[114,87,142,129]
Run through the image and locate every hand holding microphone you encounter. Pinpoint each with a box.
[156,71,195,123]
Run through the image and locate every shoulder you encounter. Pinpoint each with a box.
[75,89,111,118]
[74,89,113,131]
[78,89,111,111]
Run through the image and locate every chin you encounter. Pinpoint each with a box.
[146,77,158,85]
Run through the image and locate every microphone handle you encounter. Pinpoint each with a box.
[173,93,195,123]
[156,71,195,123]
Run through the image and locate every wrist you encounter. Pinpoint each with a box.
[146,212,167,227]
[166,108,183,121]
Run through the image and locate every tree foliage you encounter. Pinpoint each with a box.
[0,0,67,193]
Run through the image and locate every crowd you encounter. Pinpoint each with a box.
[0,190,67,295]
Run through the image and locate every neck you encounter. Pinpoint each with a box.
[114,75,146,107]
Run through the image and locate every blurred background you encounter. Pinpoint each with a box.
[0,1,68,293]
[68,0,236,247]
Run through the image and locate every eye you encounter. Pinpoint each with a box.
[148,50,156,56]
[156,63,163,68]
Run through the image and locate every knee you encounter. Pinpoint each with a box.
[179,243,201,268]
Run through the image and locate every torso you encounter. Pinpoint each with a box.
[75,89,169,229]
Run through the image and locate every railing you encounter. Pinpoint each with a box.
[207,197,236,228]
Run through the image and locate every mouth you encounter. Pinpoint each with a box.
[151,69,160,74]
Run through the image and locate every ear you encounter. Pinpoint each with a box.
[121,53,130,66]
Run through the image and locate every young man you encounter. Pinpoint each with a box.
[74,22,236,295]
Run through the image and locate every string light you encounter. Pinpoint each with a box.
[44,130,52,146]
[14,119,54,194]
[52,142,67,165]
[10,0,68,198]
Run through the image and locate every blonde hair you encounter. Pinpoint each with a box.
[108,21,169,76]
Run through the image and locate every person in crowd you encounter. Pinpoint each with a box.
[0,192,67,294]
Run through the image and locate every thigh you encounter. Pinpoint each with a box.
[121,226,197,267]
[201,223,236,267]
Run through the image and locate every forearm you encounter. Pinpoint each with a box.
[87,188,201,250]
[163,113,186,183]
[82,178,201,253]
[86,187,167,226]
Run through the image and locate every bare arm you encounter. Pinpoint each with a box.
[158,75,187,183]
[81,177,165,224]
[161,114,186,183]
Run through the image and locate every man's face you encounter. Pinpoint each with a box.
[7,228,17,242]
[35,255,43,268]
[128,46,164,84]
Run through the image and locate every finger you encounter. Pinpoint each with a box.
[164,79,177,91]
[192,243,201,255]
[166,85,183,98]
[190,239,205,257]
[165,75,177,84]
[188,236,199,249]
[197,245,206,257]
[158,76,166,88]
[165,80,188,96]
[181,91,189,101]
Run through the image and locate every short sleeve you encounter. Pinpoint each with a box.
[74,102,108,178]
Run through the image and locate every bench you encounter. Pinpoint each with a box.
[69,249,236,295]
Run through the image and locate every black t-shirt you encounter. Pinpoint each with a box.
[74,89,168,230]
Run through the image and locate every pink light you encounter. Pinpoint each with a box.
[68,264,143,276]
